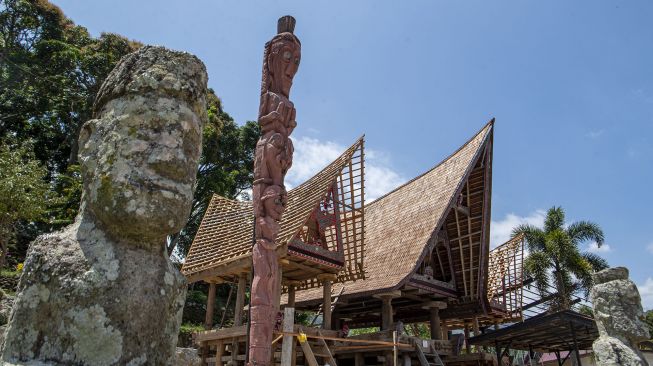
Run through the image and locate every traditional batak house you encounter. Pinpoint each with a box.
[182,120,530,365]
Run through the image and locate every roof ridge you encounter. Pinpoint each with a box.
[289,135,364,192]
[367,118,494,206]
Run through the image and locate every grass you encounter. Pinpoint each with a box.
[0,269,20,278]
[180,323,205,334]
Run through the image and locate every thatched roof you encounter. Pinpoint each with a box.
[294,121,494,304]
[182,137,365,285]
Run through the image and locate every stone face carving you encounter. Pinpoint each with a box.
[590,267,650,366]
[248,16,301,366]
[1,46,208,365]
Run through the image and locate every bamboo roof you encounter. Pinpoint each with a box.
[294,121,494,304]
[182,137,365,285]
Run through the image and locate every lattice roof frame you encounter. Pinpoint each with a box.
[182,137,366,286]
[486,234,526,321]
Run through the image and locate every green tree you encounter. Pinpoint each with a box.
[0,0,139,263]
[513,206,609,311]
[1,0,140,176]
[645,310,653,339]
[0,142,49,267]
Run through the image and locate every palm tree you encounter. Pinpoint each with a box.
[512,206,609,311]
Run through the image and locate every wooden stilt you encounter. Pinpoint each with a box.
[281,307,295,366]
[234,274,247,326]
[205,283,217,330]
[323,279,332,330]
[215,340,224,366]
[287,283,297,308]
[393,331,398,366]
[403,353,411,366]
[355,353,364,366]
[464,323,471,354]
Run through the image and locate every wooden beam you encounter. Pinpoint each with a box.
[205,283,216,330]
[318,330,338,366]
[299,337,319,366]
[323,279,333,330]
[287,284,296,308]
[442,229,456,286]
[466,184,474,298]
[234,275,247,326]
[215,340,224,366]
[286,260,322,274]
[274,264,283,313]
[281,307,295,366]
[454,208,468,295]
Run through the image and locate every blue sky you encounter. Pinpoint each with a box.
[51,0,653,308]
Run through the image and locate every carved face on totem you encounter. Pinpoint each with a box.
[260,185,287,221]
[78,96,203,246]
[266,34,301,98]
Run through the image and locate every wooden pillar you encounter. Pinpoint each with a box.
[374,291,401,331]
[422,301,447,340]
[441,322,449,341]
[403,353,411,366]
[529,345,536,366]
[205,282,217,330]
[570,321,582,366]
[322,279,332,329]
[234,274,247,326]
[287,283,297,308]
[215,340,224,366]
[464,323,471,354]
[430,308,441,340]
[495,341,502,366]
[355,353,364,366]
[473,316,480,335]
[280,307,295,366]
[382,298,393,330]
[318,274,337,330]
[274,263,283,313]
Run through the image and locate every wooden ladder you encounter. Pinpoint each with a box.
[414,340,445,366]
[297,332,338,366]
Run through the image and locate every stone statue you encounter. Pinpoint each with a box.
[248,15,301,366]
[1,46,208,365]
[590,267,650,366]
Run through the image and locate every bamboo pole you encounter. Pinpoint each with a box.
[393,331,398,366]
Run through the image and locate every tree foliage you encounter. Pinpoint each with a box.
[0,142,49,266]
[512,206,609,311]
[1,0,141,176]
[1,1,259,267]
[0,0,141,266]
[645,310,653,340]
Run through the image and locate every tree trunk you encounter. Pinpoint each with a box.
[167,232,180,257]
[0,223,10,268]
[554,269,570,310]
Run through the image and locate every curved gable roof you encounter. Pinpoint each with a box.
[295,120,494,302]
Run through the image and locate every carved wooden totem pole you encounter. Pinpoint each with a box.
[248,16,301,366]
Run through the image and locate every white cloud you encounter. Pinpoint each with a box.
[585,129,605,139]
[286,136,406,201]
[647,242,653,255]
[286,137,344,187]
[490,210,546,249]
[638,278,653,310]
[587,241,612,253]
